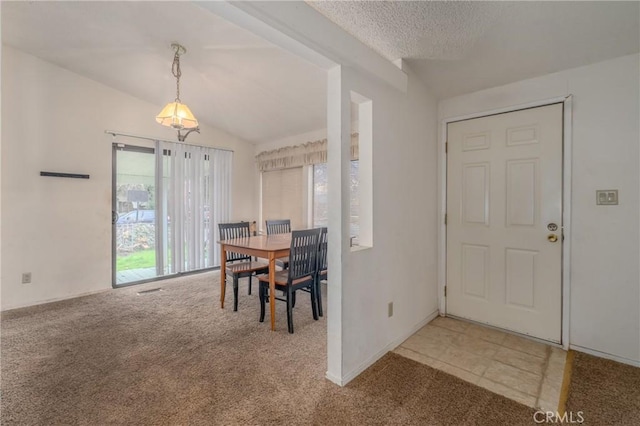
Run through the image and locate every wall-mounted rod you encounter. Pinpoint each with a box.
[104,130,234,153]
[40,171,90,179]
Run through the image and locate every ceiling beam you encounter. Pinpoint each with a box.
[196,1,407,93]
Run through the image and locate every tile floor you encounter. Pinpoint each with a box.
[394,316,567,411]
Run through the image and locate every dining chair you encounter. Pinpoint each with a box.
[218,222,269,311]
[265,219,291,269]
[265,219,291,235]
[316,227,328,317]
[295,227,327,317]
[257,228,322,334]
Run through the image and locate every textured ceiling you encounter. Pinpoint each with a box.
[309,1,640,98]
[308,1,511,60]
[1,1,327,145]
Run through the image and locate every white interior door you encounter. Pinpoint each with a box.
[446,103,563,342]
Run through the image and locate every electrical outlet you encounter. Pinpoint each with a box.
[21,272,32,284]
[388,302,393,317]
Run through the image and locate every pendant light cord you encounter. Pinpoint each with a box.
[172,50,182,102]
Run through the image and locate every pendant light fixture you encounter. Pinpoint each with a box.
[156,43,200,141]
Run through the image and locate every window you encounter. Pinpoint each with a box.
[255,131,362,239]
[113,142,232,286]
[313,161,359,238]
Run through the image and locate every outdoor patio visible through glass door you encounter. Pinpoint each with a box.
[113,146,159,285]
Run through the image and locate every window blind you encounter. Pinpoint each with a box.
[159,141,232,273]
[262,167,303,230]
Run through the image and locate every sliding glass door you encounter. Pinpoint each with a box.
[113,146,159,285]
[113,141,232,287]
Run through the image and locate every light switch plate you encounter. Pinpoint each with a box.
[596,190,618,205]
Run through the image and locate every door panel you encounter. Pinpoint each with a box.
[446,103,563,342]
[462,163,490,225]
[506,159,538,227]
[113,146,159,285]
[461,244,489,299]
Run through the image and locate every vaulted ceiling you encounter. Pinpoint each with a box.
[2,1,638,145]
[1,1,327,145]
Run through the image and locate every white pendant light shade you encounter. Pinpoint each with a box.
[156,43,200,139]
[156,101,199,130]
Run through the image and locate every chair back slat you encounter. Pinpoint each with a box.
[318,227,328,272]
[265,219,291,235]
[218,222,251,262]
[288,228,322,281]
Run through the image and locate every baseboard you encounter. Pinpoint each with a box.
[570,344,640,368]
[325,371,342,386]
[1,270,223,312]
[386,309,440,352]
[336,309,440,386]
[1,287,110,312]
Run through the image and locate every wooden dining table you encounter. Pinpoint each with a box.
[219,233,291,331]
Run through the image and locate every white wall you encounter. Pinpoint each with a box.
[327,62,439,383]
[1,46,256,310]
[0,31,3,311]
[439,53,640,365]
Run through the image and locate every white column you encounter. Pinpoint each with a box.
[326,65,351,385]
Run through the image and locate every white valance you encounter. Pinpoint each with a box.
[256,133,358,172]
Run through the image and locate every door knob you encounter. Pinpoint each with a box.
[548,234,558,243]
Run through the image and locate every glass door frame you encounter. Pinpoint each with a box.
[112,141,226,288]
[112,143,160,288]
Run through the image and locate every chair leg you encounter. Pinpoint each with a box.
[259,282,266,322]
[310,283,319,321]
[248,276,252,295]
[291,290,296,308]
[233,276,239,312]
[286,286,294,334]
[316,277,323,317]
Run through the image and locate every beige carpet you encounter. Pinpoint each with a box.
[2,272,537,425]
[564,351,640,426]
